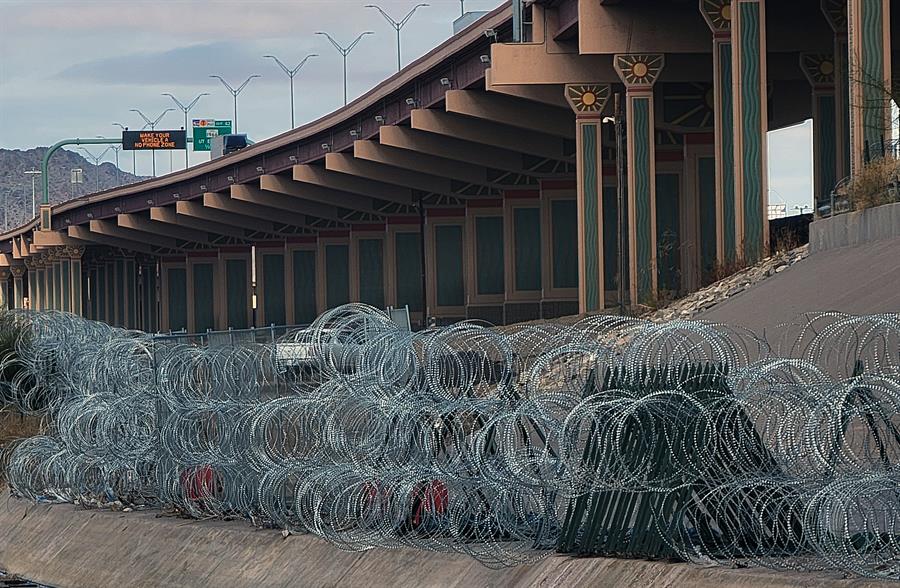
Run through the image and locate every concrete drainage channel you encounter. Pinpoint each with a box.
[0,571,49,588]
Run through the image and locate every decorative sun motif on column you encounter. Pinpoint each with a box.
[800,53,836,86]
[565,84,610,113]
[701,0,732,31]
[614,55,665,87]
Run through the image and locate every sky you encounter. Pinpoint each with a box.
[0,0,813,212]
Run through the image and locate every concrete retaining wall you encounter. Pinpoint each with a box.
[0,491,878,588]
[810,202,900,253]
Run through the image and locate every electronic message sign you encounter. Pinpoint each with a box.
[192,119,233,152]
[122,130,187,150]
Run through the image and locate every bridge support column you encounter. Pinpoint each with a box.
[847,0,892,172]
[565,84,611,313]
[821,0,852,182]
[615,54,665,306]
[11,266,25,309]
[0,269,9,310]
[732,0,768,263]
[700,0,735,266]
[50,254,60,311]
[67,247,84,316]
[801,54,840,210]
[139,260,159,332]
[25,261,36,310]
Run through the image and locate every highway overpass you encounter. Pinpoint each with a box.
[0,0,894,332]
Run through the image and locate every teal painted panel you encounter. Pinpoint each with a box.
[115,259,125,325]
[435,225,465,307]
[475,216,504,295]
[395,232,422,312]
[325,244,350,309]
[817,95,838,203]
[720,42,736,260]
[655,173,681,294]
[225,259,249,329]
[97,266,107,322]
[141,267,154,331]
[860,0,885,151]
[147,268,158,332]
[262,253,286,326]
[581,123,600,310]
[73,261,82,315]
[167,267,187,332]
[838,39,851,174]
[125,260,136,328]
[514,207,542,292]
[698,157,717,284]
[632,96,653,301]
[551,199,579,290]
[292,250,317,325]
[601,186,620,293]
[358,239,385,308]
[739,2,763,262]
[61,260,71,313]
[53,262,62,311]
[192,263,215,333]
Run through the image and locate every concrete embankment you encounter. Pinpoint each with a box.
[0,491,878,588]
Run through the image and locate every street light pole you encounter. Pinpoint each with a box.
[263,53,318,128]
[113,122,136,177]
[315,31,374,106]
[209,74,260,134]
[129,108,174,177]
[162,92,209,169]
[78,146,114,193]
[23,169,40,219]
[365,4,429,72]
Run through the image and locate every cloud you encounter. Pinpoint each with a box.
[55,42,281,86]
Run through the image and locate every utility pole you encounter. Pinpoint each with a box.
[24,168,41,219]
[315,31,374,106]
[263,54,318,128]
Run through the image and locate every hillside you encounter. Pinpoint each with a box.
[0,147,145,230]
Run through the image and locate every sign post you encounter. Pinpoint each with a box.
[192,119,233,152]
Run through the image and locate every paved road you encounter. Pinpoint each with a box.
[700,237,900,334]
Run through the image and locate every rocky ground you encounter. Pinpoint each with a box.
[647,245,810,322]
[0,410,43,486]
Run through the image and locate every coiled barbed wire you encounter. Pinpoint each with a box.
[2,307,900,577]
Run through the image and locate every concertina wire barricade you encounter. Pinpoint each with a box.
[1,306,900,576]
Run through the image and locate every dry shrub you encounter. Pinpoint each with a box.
[848,156,900,211]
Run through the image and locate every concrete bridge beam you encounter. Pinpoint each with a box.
[117,213,211,245]
[202,193,313,231]
[230,184,344,223]
[67,225,152,255]
[292,164,415,205]
[377,126,529,175]
[150,206,247,241]
[325,153,455,196]
[259,174,382,214]
[89,219,178,251]
[175,200,274,235]
[410,109,571,162]
[444,89,575,138]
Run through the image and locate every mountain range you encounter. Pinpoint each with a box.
[0,147,146,231]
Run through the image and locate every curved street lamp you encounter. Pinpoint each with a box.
[209,74,260,134]
[315,31,374,106]
[162,92,209,169]
[78,146,114,193]
[365,4,429,72]
[263,54,318,129]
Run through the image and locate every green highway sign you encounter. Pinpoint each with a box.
[192,119,232,152]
